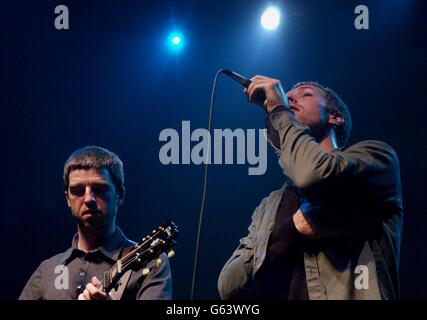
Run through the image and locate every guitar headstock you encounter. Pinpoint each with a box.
[103,220,178,292]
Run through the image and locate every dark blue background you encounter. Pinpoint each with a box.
[1,0,426,299]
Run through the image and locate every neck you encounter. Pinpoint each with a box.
[318,128,339,152]
[77,223,116,252]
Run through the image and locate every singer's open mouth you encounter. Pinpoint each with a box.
[290,105,300,112]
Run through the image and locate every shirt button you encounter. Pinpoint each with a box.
[80,271,85,277]
[77,284,83,290]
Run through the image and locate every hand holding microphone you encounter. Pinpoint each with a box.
[221,69,289,113]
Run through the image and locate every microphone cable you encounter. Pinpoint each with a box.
[190,69,224,300]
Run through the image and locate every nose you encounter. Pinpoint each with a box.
[84,187,97,208]
[286,91,297,104]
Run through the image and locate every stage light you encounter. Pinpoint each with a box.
[172,36,181,45]
[168,32,184,51]
[261,7,281,30]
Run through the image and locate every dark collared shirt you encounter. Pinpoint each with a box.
[19,227,172,300]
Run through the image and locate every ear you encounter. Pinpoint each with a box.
[65,190,71,208]
[328,111,344,126]
[117,186,125,206]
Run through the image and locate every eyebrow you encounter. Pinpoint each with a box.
[296,85,316,91]
[69,181,109,187]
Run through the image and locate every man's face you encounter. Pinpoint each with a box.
[65,168,122,230]
[286,85,331,138]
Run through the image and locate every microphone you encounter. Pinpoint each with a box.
[220,68,266,102]
[220,69,252,88]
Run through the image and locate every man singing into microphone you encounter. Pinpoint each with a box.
[218,76,403,299]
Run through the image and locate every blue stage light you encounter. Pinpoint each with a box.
[172,36,181,45]
[261,7,281,30]
[168,32,184,51]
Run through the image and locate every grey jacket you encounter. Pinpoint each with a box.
[218,110,403,300]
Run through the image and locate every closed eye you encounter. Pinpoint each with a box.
[69,185,85,197]
[68,184,110,197]
[91,184,110,195]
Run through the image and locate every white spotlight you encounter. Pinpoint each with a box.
[261,6,281,30]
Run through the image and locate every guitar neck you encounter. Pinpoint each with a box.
[102,260,122,293]
[100,220,178,293]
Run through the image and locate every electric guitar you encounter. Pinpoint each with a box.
[100,220,178,293]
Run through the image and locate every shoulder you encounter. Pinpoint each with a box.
[346,140,397,155]
[344,140,400,164]
[21,248,71,291]
[37,248,73,271]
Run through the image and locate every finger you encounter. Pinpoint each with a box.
[247,78,277,99]
[249,75,269,83]
[78,293,85,300]
[86,283,99,296]
[86,282,108,300]
[82,288,91,300]
[247,76,264,92]
[245,83,254,101]
[252,77,281,92]
[91,276,101,287]
[246,81,260,100]
[247,83,267,103]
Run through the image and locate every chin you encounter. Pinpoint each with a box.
[80,216,104,228]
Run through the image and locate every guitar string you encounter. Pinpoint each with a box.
[104,246,158,288]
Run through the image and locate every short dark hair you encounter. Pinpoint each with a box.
[63,146,124,191]
[292,81,352,147]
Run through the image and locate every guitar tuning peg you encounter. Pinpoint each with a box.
[156,258,162,267]
[167,250,175,258]
[142,268,150,276]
